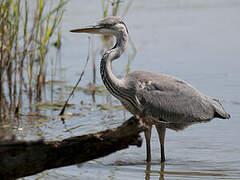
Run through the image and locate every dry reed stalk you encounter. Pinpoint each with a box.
[59,37,91,116]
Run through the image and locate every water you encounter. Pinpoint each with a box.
[4,0,240,179]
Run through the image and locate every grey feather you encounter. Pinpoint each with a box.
[124,71,230,130]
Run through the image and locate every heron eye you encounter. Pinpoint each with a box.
[100,23,117,28]
[104,24,115,28]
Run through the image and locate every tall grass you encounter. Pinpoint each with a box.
[0,0,67,120]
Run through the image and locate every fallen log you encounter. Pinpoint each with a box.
[0,116,146,179]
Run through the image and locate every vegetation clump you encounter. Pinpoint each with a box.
[0,0,67,120]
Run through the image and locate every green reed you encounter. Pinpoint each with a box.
[102,0,121,17]
[0,0,67,120]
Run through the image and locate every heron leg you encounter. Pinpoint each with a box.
[156,124,166,163]
[144,125,152,162]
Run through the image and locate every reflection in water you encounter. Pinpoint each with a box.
[145,162,165,180]
[159,163,165,180]
[145,162,151,180]
[141,160,240,180]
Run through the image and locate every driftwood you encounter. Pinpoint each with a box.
[0,116,146,179]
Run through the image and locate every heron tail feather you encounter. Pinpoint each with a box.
[211,98,231,119]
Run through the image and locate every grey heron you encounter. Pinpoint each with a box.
[71,16,230,163]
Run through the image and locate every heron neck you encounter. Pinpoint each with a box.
[100,31,128,95]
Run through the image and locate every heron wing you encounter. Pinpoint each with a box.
[127,71,216,124]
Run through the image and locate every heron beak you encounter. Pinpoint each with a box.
[70,25,102,34]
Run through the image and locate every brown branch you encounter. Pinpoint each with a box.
[0,116,146,179]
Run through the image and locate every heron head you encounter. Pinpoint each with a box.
[70,16,128,36]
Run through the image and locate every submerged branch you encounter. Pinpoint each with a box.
[0,116,146,179]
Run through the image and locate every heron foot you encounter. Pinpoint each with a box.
[146,156,151,162]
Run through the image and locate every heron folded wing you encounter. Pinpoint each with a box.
[136,81,215,124]
[126,71,228,127]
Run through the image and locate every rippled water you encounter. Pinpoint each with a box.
[6,0,240,179]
